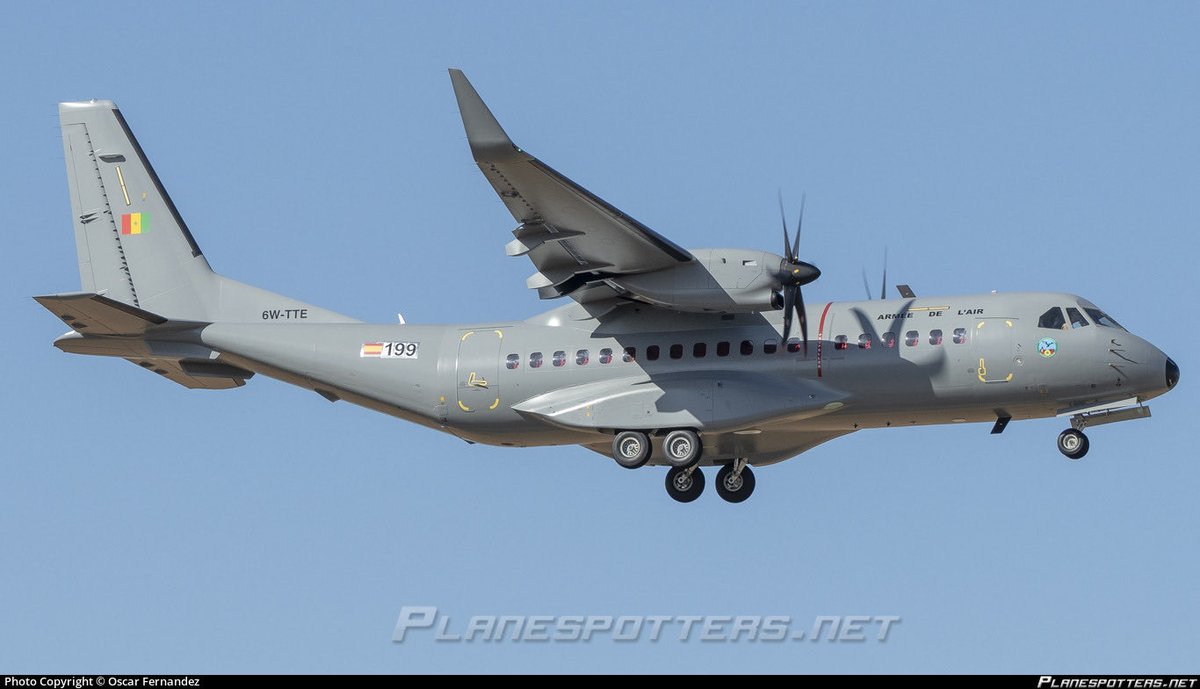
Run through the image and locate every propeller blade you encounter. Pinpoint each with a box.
[861,269,873,300]
[778,191,793,261]
[782,285,795,342]
[792,193,805,261]
[796,284,809,357]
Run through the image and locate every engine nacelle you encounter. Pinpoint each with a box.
[611,248,785,313]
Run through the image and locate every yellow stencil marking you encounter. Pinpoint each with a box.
[115,166,131,206]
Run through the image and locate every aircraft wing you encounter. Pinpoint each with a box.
[449,70,693,303]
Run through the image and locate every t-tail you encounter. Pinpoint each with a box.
[36,100,357,389]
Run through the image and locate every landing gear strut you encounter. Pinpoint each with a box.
[1057,428,1089,460]
[715,459,755,503]
[665,465,705,503]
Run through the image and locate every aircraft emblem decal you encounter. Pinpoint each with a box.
[1038,338,1058,358]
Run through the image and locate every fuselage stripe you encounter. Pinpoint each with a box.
[817,301,833,378]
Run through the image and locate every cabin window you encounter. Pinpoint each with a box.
[599,348,613,364]
[882,332,897,348]
[552,350,567,367]
[505,353,520,370]
[740,340,754,355]
[529,351,544,368]
[858,334,873,349]
[1066,307,1090,329]
[693,342,707,358]
[834,335,849,350]
[717,341,731,357]
[1038,307,1067,330]
[929,329,943,345]
[670,344,684,360]
[952,328,968,344]
[1084,308,1124,329]
[623,346,637,362]
[786,338,802,353]
[647,345,660,361]
[576,349,590,365]
[905,330,919,347]
[764,339,778,354]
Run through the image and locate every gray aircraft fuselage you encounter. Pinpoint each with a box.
[195,289,1174,465]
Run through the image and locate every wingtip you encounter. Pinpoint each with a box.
[448,69,518,160]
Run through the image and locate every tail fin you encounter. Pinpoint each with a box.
[57,100,354,324]
[59,100,215,319]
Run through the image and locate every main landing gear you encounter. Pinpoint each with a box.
[664,463,756,503]
[665,465,705,502]
[612,430,651,469]
[611,429,757,503]
[715,460,756,503]
[1057,428,1089,460]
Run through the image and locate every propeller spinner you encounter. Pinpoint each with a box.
[776,194,821,355]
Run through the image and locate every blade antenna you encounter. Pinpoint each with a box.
[881,246,888,301]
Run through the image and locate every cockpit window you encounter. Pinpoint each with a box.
[1065,307,1089,329]
[1038,307,1066,330]
[1084,307,1125,330]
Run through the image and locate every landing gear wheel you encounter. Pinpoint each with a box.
[612,430,651,469]
[716,463,756,503]
[1057,428,1089,460]
[665,466,705,503]
[663,429,702,468]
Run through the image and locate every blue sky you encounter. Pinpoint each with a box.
[2,1,1197,673]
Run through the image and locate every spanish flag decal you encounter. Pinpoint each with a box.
[360,342,383,358]
[120,212,148,235]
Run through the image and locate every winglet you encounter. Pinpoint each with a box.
[449,69,520,160]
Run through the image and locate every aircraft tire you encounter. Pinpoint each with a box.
[663,429,702,468]
[665,466,705,503]
[715,464,756,503]
[613,430,652,469]
[1057,428,1089,460]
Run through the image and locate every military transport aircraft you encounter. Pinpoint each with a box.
[38,70,1179,503]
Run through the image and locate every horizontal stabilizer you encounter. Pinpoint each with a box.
[33,291,192,335]
[125,357,250,390]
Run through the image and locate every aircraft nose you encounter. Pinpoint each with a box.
[1166,357,1180,390]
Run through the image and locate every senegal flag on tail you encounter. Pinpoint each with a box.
[120,212,148,235]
